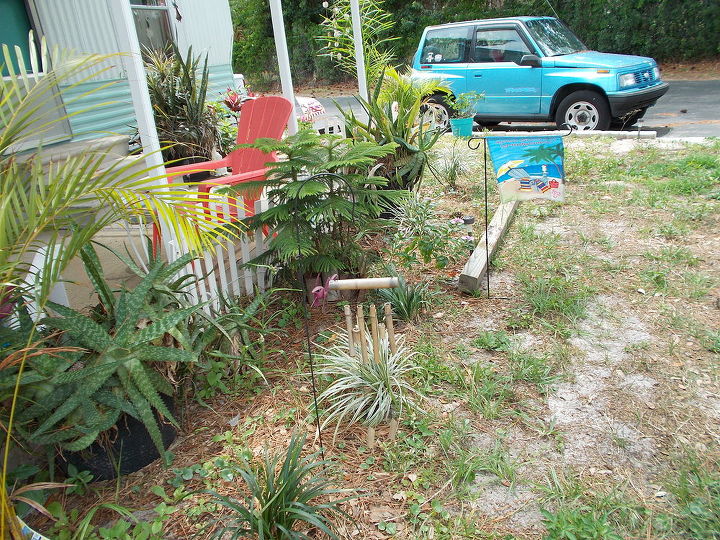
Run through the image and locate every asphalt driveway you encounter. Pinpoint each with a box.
[317,80,720,138]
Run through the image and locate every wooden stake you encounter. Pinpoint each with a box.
[369,304,380,363]
[351,325,362,359]
[366,426,376,449]
[356,305,368,364]
[388,418,399,439]
[384,303,397,355]
[343,304,354,354]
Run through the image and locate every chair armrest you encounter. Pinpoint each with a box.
[165,158,230,180]
[196,168,269,193]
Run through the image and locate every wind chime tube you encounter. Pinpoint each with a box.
[344,304,354,354]
[384,303,397,355]
[329,277,399,290]
[352,325,362,359]
[369,304,380,362]
[356,305,369,364]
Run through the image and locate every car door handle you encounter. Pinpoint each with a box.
[474,74,482,77]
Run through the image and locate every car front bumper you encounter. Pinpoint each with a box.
[607,82,669,117]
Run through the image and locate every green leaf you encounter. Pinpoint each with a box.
[131,305,200,345]
[79,243,114,313]
[43,302,112,351]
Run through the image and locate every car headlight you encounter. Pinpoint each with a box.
[653,66,661,80]
[619,73,636,88]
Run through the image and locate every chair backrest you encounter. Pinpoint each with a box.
[230,96,294,174]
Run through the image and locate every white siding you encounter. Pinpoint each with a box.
[35,0,126,81]
[171,0,233,66]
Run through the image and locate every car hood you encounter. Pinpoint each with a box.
[549,51,654,69]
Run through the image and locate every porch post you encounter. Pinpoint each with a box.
[349,0,368,101]
[268,0,299,134]
[106,0,179,262]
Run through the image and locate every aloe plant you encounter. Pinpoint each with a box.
[14,258,201,459]
[339,67,449,191]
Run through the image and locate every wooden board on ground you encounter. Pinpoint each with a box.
[458,200,520,293]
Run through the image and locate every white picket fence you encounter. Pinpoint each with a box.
[155,192,274,315]
[186,197,272,313]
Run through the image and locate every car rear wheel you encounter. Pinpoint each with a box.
[555,90,610,131]
[421,95,451,132]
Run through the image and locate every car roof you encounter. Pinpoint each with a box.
[424,16,554,30]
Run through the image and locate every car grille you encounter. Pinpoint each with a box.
[632,68,656,86]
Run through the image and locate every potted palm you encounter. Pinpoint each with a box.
[338,67,449,192]
[448,91,483,137]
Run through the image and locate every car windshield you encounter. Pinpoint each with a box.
[524,19,586,57]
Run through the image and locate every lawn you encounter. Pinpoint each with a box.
[28,136,720,539]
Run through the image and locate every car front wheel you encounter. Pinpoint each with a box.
[421,95,451,132]
[555,90,610,131]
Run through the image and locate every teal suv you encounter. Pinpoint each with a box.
[412,17,669,131]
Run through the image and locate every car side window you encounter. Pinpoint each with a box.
[421,27,470,64]
[474,28,531,64]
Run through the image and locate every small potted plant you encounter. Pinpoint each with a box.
[449,91,484,137]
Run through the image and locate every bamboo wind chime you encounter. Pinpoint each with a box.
[343,302,400,449]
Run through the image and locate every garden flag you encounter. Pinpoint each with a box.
[486,137,565,203]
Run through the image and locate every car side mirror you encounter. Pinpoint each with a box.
[518,54,541,67]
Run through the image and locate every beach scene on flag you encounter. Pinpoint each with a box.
[486,136,565,203]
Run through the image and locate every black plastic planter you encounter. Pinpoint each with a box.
[59,401,177,481]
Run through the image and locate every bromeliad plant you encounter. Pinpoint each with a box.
[145,45,221,163]
[339,67,449,191]
[204,433,355,539]
[235,127,397,275]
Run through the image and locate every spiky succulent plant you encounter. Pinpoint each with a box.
[14,253,201,459]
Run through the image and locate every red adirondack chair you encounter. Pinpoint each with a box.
[152,96,293,254]
[164,95,293,215]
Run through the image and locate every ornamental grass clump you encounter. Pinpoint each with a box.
[205,433,355,540]
[314,331,421,437]
[376,275,436,322]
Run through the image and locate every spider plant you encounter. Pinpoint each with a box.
[314,331,422,438]
[205,432,355,539]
